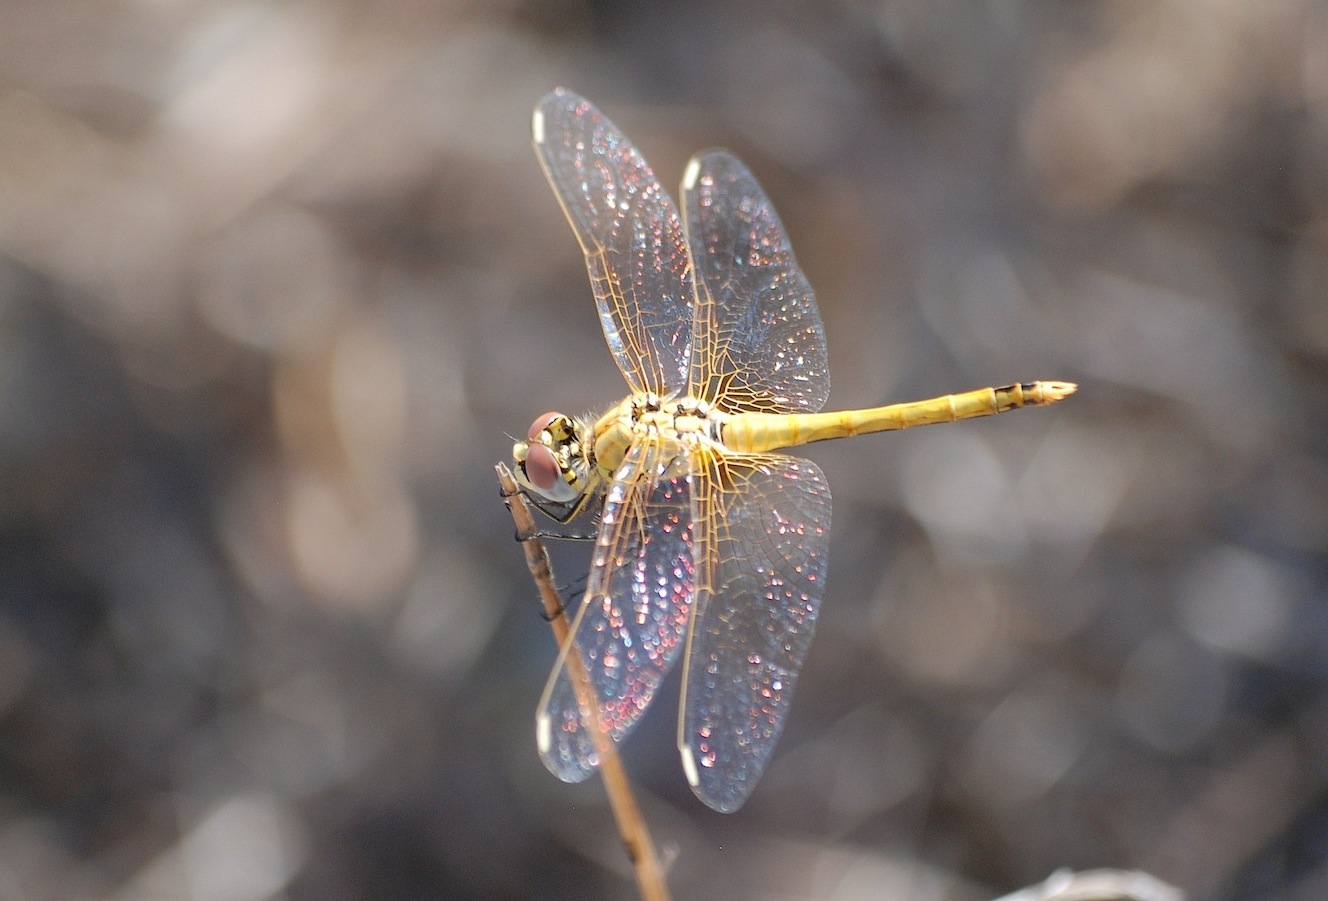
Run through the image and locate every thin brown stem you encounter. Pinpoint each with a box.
[497,464,673,901]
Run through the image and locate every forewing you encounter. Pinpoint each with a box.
[679,453,831,812]
[537,436,695,782]
[682,150,829,414]
[534,89,693,396]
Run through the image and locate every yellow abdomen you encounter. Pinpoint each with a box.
[722,381,1077,455]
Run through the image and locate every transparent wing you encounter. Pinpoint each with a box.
[534,89,693,397]
[537,435,695,782]
[682,150,829,414]
[679,453,831,812]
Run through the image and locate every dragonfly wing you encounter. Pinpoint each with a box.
[682,150,829,414]
[537,436,695,782]
[680,453,831,812]
[534,90,693,397]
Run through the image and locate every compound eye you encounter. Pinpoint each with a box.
[523,443,562,494]
[527,412,561,441]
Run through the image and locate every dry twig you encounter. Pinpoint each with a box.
[497,463,673,901]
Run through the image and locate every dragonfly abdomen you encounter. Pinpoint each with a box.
[722,380,1077,454]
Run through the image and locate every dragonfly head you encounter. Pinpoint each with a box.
[512,412,587,504]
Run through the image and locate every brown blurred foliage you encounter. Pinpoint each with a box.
[0,1,1326,899]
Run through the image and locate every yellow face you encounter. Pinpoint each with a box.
[512,412,586,504]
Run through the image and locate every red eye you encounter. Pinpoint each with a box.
[528,412,561,441]
[524,443,561,492]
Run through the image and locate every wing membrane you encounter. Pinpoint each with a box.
[537,435,695,782]
[679,453,831,812]
[682,150,829,414]
[534,90,693,397]
[533,97,837,809]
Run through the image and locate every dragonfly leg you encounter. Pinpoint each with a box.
[514,525,597,542]
[538,598,567,623]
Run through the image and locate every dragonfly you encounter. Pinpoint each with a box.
[512,88,1076,813]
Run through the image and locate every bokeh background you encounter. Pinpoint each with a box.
[1,1,1326,899]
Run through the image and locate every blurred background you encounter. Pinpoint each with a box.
[1,0,1326,899]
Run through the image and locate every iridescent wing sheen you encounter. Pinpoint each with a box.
[537,436,695,782]
[679,452,832,812]
[534,89,693,397]
[681,150,829,414]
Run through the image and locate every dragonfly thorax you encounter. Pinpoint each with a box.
[588,393,728,480]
